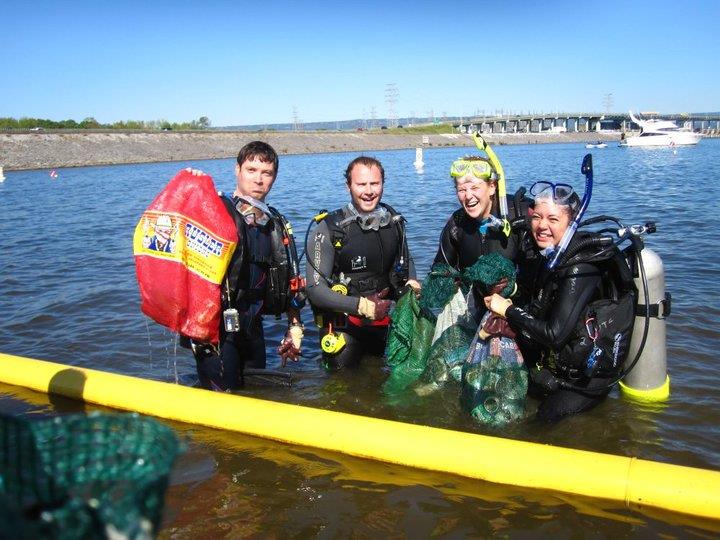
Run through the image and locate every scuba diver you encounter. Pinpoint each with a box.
[305,156,420,369]
[484,155,640,422]
[188,141,306,391]
[434,151,522,317]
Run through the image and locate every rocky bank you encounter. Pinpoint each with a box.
[0,131,620,171]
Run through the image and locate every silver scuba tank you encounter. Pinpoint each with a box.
[620,247,671,401]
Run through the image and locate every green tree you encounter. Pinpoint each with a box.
[197,116,211,129]
[0,117,19,129]
[79,117,100,129]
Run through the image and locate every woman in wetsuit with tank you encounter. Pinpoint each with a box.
[484,180,634,422]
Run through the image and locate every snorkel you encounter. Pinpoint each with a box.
[546,154,593,271]
[472,132,511,237]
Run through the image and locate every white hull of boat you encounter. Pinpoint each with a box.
[622,111,703,147]
[620,132,702,147]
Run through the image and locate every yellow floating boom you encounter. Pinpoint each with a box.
[1,352,719,521]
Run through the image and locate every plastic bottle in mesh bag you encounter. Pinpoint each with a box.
[461,313,528,426]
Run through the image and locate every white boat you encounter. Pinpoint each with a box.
[620,111,702,147]
[585,142,607,149]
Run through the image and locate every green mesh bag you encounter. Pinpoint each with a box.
[418,263,464,313]
[384,291,435,394]
[460,313,528,426]
[420,308,477,387]
[0,411,183,539]
[385,254,517,397]
[462,252,516,298]
[419,254,515,314]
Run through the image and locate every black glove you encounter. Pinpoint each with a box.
[531,368,560,392]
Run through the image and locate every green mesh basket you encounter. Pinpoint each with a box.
[0,411,182,539]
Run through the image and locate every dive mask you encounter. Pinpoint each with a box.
[234,195,271,226]
[450,158,495,180]
[529,181,580,217]
[346,203,392,231]
[529,181,575,204]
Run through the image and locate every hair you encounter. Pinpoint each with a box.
[236,141,279,178]
[344,156,385,183]
[460,155,491,163]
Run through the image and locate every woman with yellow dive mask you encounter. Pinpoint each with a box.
[434,155,520,318]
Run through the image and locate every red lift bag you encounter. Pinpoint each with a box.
[133,169,237,344]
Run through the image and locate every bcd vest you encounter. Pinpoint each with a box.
[445,208,516,269]
[530,232,637,379]
[325,203,409,298]
[220,196,305,320]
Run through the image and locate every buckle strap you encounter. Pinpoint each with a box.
[635,292,671,319]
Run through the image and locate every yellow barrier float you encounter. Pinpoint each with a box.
[1,352,719,521]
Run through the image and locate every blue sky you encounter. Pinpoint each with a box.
[2,0,718,126]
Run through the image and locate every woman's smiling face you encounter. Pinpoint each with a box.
[529,200,572,249]
[455,176,496,220]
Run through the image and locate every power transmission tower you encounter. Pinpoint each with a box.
[292,106,300,132]
[603,93,614,114]
[370,106,377,129]
[385,83,399,128]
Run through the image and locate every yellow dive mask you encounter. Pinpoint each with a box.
[450,158,496,180]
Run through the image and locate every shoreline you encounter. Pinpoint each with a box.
[0,131,619,171]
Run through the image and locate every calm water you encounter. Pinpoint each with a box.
[1,140,719,536]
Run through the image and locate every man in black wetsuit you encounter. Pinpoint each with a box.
[190,141,305,391]
[306,156,420,369]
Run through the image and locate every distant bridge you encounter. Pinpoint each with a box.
[453,113,720,134]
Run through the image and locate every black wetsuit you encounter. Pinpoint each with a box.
[507,233,628,422]
[306,204,415,369]
[192,198,299,391]
[433,208,520,317]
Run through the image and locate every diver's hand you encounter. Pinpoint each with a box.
[484,293,512,318]
[277,324,303,366]
[405,279,422,297]
[185,167,206,176]
[358,287,391,320]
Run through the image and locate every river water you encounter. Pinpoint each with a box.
[1,140,719,536]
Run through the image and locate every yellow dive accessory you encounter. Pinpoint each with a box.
[472,133,511,237]
[321,324,347,354]
[450,158,494,180]
[331,283,348,296]
[313,210,328,223]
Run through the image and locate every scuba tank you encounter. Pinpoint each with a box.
[620,244,671,401]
